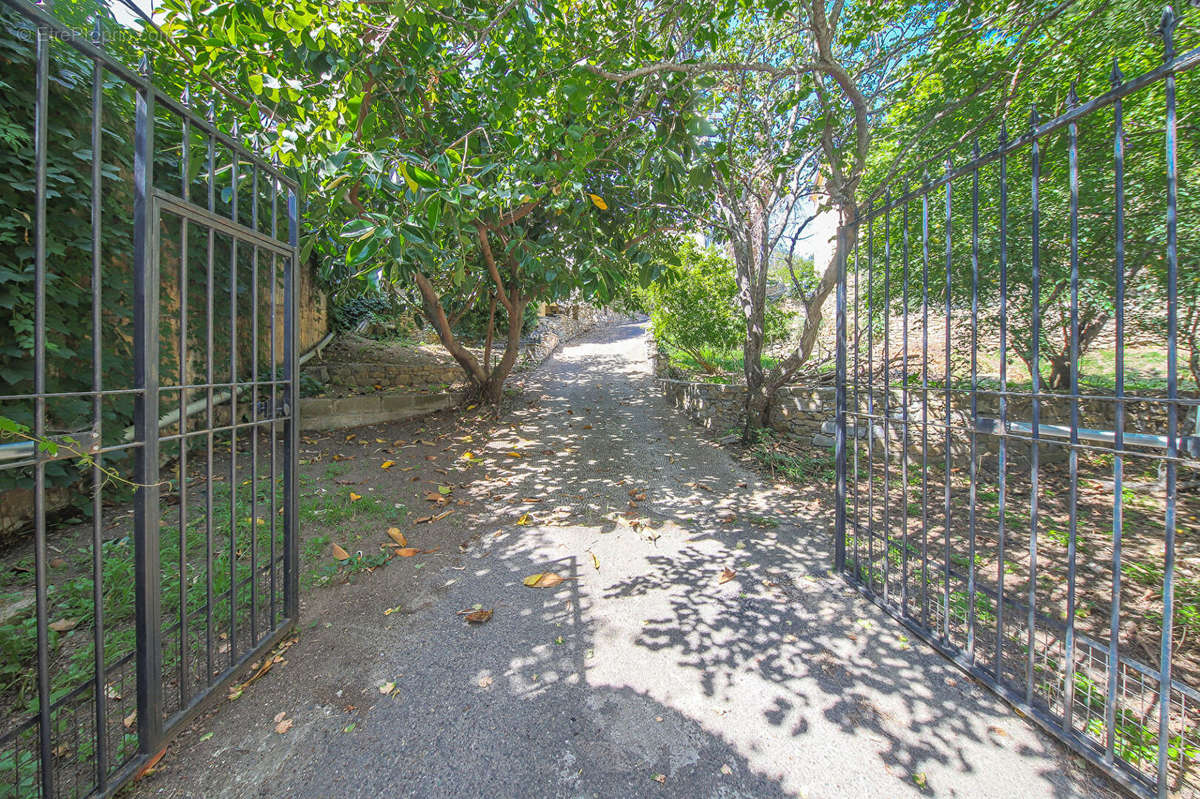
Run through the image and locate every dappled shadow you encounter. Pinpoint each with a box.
[128,317,1122,799]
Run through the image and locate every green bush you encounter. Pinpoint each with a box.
[643,239,790,374]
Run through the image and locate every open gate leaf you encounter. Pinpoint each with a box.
[523,572,565,589]
[387,527,407,547]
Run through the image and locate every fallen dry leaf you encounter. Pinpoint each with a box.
[331,543,351,561]
[381,460,395,469]
[590,552,599,571]
[274,718,293,734]
[387,528,408,547]
[718,568,736,584]
[464,608,493,623]
[516,513,532,526]
[431,510,453,522]
[424,491,449,505]
[49,618,79,633]
[413,515,433,524]
[349,492,362,502]
[273,711,287,724]
[651,773,666,784]
[394,548,420,557]
[477,675,493,688]
[523,572,566,589]
[379,682,395,694]
[123,711,136,729]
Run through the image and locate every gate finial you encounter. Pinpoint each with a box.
[1158,6,1178,60]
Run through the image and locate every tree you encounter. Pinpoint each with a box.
[644,238,791,374]
[151,0,699,403]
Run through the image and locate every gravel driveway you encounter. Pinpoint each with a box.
[131,317,1122,799]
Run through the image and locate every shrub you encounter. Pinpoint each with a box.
[644,239,789,374]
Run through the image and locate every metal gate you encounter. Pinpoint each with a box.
[0,1,300,796]
[836,11,1198,798]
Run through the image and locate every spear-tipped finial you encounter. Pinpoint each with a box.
[91,15,103,48]
[999,119,1008,144]
[1030,104,1039,129]
[1158,6,1178,60]
[922,169,931,188]
[181,84,191,108]
[1067,81,1079,107]
[1110,57,1124,86]
[137,52,150,77]
[207,91,217,123]
[973,139,981,159]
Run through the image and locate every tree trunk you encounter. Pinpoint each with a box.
[480,295,526,405]
[1046,355,1072,392]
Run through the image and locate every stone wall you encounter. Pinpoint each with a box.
[522,306,630,365]
[312,360,462,391]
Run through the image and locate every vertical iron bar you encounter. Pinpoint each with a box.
[882,196,892,604]
[177,86,191,709]
[32,23,54,799]
[284,188,301,619]
[228,132,239,667]
[132,53,164,753]
[835,220,848,574]
[901,195,911,615]
[1156,9,1179,795]
[996,122,1010,680]
[866,213,875,591]
[249,167,259,646]
[968,141,980,664]
[1027,105,1042,707]
[921,174,932,629]
[1106,57,1126,767]
[269,172,279,629]
[204,97,216,685]
[943,158,953,643]
[854,219,862,578]
[1064,83,1081,734]
[89,18,109,789]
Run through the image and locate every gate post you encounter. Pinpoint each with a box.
[132,56,164,753]
[834,220,849,574]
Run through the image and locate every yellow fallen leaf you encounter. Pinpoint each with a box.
[331,543,351,561]
[523,572,565,589]
[516,513,532,526]
[349,492,362,502]
[387,528,407,547]
[589,193,608,210]
[590,552,599,571]
[507,451,522,458]
[381,460,395,469]
[345,434,356,441]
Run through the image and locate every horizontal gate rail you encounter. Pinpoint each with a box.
[836,8,1199,798]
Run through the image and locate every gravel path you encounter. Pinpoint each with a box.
[133,318,1123,799]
